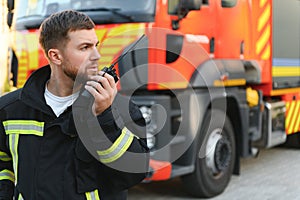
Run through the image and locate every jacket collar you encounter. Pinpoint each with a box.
[20,65,54,115]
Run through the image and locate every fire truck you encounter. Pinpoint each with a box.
[6,0,300,198]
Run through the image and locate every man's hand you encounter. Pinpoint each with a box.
[84,71,117,116]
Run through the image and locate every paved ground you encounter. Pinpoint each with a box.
[128,147,300,200]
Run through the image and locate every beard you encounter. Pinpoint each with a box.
[63,65,87,84]
[61,59,95,84]
[60,54,99,85]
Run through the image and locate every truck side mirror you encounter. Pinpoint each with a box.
[7,12,13,28]
[182,0,202,11]
[7,0,15,11]
[168,0,201,30]
[168,0,201,15]
[7,0,15,28]
[221,0,237,8]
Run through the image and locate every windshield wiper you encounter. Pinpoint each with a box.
[77,7,134,22]
[16,15,45,29]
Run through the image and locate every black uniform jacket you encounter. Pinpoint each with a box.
[0,66,149,200]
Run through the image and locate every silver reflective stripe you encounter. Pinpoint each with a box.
[97,128,134,163]
[2,120,44,187]
[3,120,44,136]
[0,169,15,182]
[85,189,100,200]
[9,133,19,185]
[90,191,97,200]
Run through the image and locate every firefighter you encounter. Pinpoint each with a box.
[0,10,149,200]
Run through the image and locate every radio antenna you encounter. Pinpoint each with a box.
[109,34,146,69]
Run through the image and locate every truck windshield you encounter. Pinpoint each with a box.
[16,0,155,29]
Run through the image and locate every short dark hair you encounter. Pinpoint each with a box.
[39,10,95,56]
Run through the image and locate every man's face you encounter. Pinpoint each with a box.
[60,29,100,83]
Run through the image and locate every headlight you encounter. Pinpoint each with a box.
[139,106,152,124]
[146,133,156,149]
[139,106,157,149]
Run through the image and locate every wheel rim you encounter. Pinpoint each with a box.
[204,128,232,176]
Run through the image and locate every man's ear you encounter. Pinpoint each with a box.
[48,49,62,65]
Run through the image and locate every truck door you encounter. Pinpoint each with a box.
[272,0,300,89]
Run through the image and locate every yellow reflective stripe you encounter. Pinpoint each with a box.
[18,193,24,200]
[85,189,100,200]
[3,120,44,126]
[272,66,300,77]
[3,120,44,136]
[0,169,15,182]
[0,151,12,162]
[97,128,134,163]
[9,133,19,185]
[214,79,246,87]
[97,129,127,155]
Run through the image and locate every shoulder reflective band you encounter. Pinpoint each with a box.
[0,151,12,162]
[0,169,15,182]
[85,189,100,200]
[3,120,44,136]
[2,120,44,186]
[97,127,134,164]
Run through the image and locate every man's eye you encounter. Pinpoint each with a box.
[81,46,88,51]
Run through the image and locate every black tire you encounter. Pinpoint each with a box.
[181,109,236,198]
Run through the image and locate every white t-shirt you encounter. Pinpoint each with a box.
[44,86,79,117]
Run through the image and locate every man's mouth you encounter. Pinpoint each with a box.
[87,66,99,75]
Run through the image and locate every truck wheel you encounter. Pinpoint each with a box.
[181,109,236,198]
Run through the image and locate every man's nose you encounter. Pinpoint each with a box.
[91,46,101,61]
